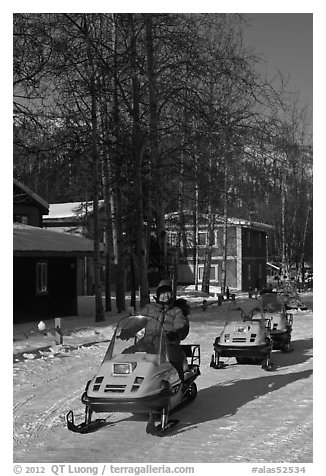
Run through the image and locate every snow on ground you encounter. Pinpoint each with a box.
[13,292,313,465]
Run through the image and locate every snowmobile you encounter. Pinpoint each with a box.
[279,288,308,311]
[210,298,274,371]
[261,291,294,352]
[66,314,200,436]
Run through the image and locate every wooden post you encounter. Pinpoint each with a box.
[54,318,63,345]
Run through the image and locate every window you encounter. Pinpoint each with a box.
[198,264,218,282]
[247,263,252,282]
[36,262,48,294]
[198,232,207,246]
[168,231,178,246]
[259,263,262,279]
[247,230,251,248]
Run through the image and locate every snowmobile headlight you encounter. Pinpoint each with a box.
[224,334,230,342]
[235,326,248,333]
[113,363,133,375]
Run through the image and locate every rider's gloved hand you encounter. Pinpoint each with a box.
[119,329,132,340]
[166,331,179,342]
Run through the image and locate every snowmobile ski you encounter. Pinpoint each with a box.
[146,418,180,436]
[209,357,227,369]
[66,410,108,434]
[261,359,276,371]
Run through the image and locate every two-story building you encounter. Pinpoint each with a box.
[166,211,274,291]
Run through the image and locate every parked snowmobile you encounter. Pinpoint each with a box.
[279,288,308,311]
[210,298,274,371]
[261,291,293,352]
[66,314,200,436]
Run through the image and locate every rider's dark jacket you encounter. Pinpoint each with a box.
[140,302,189,343]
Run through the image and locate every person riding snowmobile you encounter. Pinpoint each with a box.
[120,280,190,382]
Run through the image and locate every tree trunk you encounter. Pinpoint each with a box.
[221,157,228,295]
[112,13,126,313]
[299,187,312,282]
[83,16,105,322]
[113,186,126,313]
[129,13,149,308]
[281,176,286,279]
[194,174,199,290]
[202,207,215,294]
[102,154,113,312]
[145,13,167,278]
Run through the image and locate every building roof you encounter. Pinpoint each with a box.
[13,223,94,256]
[267,262,281,271]
[13,178,49,214]
[44,201,105,220]
[166,211,274,232]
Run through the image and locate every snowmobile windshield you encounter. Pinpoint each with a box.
[226,298,263,322]
[102,315,166,363]
[261,294,284,313]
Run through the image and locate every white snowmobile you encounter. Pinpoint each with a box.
[210,298,274,371]
[66,314,200,436]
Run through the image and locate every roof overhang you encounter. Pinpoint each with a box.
[166,211,274,232]
[267,262,281,271]
[13,223,95,256]
[13,178,49,215]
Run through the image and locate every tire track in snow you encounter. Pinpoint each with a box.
[13,395,35,444]
[30,388,82,437]
[14,388,82,445]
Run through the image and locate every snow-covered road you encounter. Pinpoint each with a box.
[13,297,313,464]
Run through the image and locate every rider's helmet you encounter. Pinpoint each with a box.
[156,279,174,305]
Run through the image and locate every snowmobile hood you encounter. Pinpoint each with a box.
[217,298,271,349]
[86,357,178,400]
[85,314,181,401]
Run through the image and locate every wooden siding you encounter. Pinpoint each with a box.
[178,258,238,288]
[241,258,267,291]
[13,204,44,227]
[172,224,268,291]
[241,228,266,258]
[241,229,267,291]
[13,256,78,322]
